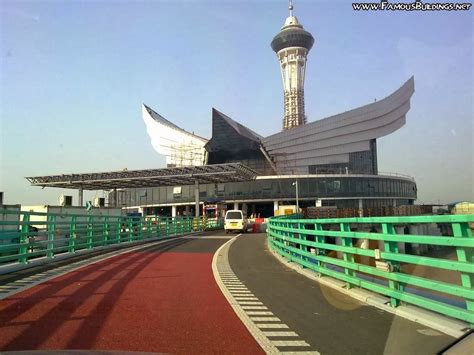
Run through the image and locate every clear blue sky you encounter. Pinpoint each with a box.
[1,0,472,205]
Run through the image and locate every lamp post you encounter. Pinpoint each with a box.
[292,180,299,213]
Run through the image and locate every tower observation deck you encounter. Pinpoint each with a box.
[271,0,314,131]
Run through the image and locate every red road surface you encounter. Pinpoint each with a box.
[0,240,263,354]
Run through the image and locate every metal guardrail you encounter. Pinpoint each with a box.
[0,209,223,266]
[267,214,474,327]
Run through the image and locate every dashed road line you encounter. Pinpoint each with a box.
[271,340,310,347]
[212,235,320,354]
[263,331,299,337]
[247,311,274,316]
[242,306,268,310]
[257,324,290,329]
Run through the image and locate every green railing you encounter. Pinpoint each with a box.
[268,214,474,327]
[0,209,223,267]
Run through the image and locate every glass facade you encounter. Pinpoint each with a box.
[308,140,378,175]
[110,175,417,208]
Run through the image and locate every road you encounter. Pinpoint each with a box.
[0,231,460,354]
[228,233,455,355]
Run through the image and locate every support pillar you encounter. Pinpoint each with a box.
[274,200,279,216]
[78,187,83,207]
[185,205,190,216]
[194,180,200,217]
[358,199,363,217]
[172,205,177,218]
[113,188,117,207]
[233,202,239,210]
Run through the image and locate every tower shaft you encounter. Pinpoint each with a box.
[271,2,314,131]
[278,47,308,129]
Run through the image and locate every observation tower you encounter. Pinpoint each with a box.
[271,0,315,130]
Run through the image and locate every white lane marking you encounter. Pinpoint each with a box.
[250,317,281,322]
[257,324,290,329]
[247,311,274,316]
[213,233,319,354]
[234,297,259,301]
[280,352,320,354]
[272,340,310,347]
[241,305,268,310]
[263,331,299,337]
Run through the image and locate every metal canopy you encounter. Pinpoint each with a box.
[26,163,258,190]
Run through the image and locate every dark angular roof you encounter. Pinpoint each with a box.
[213,108,262,142]
[204,109,262,153]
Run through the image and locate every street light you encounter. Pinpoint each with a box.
[292,180,299,213]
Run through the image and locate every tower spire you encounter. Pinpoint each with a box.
[271,0,314,130]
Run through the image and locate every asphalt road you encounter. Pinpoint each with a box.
[229,233,455,355]
[0,231,263,354]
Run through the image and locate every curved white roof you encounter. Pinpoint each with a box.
[142,104,208,167]
[263,77,415,173]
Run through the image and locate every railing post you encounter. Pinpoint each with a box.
[128,217,133,242]
[452,221,474,320]
[146,218,152,238]
[156,217,161,237]
[117,218,122,243]
[166,218,170,236]
[47,215,56,259]
[87,216,93,249]
[19,213,30,264]
[138,218,143,240]
[340,222,355,289]
[68,216,76,254]
[103,217,109,245]
[315,222,326,276]
[298,221,306,264]
[382,222,401,307]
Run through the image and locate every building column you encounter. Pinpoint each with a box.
[172,205,177,218]
[358,199,363,217]
[194,180,200,217]
[185,205,190,216]
[242,203,248,217]
[233,202,239,210]
[274,200,279,216]
[113,188,117,207]
[78,187,83,207]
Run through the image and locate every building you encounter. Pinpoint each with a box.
[26,2,418,218]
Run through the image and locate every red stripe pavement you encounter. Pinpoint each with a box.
[0,243,263,354]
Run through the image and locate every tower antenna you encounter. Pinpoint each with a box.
[289,0,294,17]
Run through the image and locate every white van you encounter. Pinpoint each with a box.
[224,210,248,233]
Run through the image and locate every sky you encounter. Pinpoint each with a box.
[1,0,473,205]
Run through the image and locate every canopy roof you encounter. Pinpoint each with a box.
[26,163,258,190]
